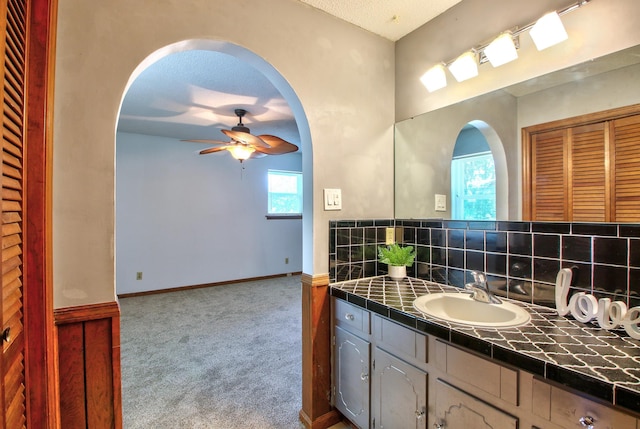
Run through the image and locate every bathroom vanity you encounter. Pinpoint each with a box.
[330,276,640,429]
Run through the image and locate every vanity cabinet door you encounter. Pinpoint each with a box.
[372,348,427,429]
[333,326,370,429]
[434,379,518,429]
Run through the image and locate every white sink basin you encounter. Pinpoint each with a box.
[413,293,530,328]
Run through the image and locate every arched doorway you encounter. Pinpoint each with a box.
[451,120,508,220]
[114,40,312,426]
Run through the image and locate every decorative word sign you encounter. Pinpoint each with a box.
[555,268,640,340]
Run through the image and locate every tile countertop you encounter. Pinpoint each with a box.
[329,276,640,413]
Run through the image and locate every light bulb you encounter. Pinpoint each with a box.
[228,144,255,160]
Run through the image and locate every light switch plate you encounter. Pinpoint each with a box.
[435,194,447,211]
[324,188,342,210]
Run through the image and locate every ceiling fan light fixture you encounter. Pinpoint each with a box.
[228,144,255,161]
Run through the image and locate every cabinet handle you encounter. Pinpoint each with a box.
[415,408,425,419]
[433,421,445,429]
[360,373,368,382]
[1,327,9,343]
[579,415,595,429]
[344,313,355,321]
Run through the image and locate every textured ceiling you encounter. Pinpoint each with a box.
[298,0,462,41]
[117,50,300,145]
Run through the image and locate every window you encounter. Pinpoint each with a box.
[451,152,496,220]
[268,170,302,216]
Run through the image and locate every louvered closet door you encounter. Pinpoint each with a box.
[569,123,607,222]
[0,0,27,427]
[531,129,567,221]
[611,114,640,222]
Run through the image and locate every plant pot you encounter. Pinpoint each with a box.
[388,265,406,280]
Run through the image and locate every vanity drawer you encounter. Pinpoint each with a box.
[373,314,427,366]
[532,378,637,428]
[334,298,370,337]
[435,340,518,405]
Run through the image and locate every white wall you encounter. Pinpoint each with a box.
[518,63,640,129]
[115,132,302,295]
[53,0,395,308]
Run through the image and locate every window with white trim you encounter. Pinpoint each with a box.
[267,170,303,215]
[451,152,496,220]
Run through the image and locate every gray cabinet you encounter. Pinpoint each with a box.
[332,298,427,429]
[372,348,427,429]
[532,378,638,429]
[434,379,517,429]
[333,299,371,429]
[331,296,640,429]
[334,326,370,429]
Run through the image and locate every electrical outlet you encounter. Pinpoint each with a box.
[136,272,142,280]
[285,257,289,264]
[385,227,395,245]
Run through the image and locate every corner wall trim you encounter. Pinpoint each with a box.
[118,272,303,299]
[300,272,336,428]
[54,301,121,324]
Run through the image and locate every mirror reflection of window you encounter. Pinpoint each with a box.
[451,124,496,220]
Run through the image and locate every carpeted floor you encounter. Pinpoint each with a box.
[120,275,303,428]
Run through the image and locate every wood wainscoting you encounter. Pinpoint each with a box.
[300,273,342,429]
[54,302,122,429]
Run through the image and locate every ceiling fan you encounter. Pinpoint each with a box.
[183,108,298,162]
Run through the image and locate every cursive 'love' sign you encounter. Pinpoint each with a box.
[555,268,640,340]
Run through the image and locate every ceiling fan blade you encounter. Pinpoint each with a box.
[255,135,299,154]
[221,129,270,148]
[182,139,229,145]
[249,152,267,159]
[199,145,230,155]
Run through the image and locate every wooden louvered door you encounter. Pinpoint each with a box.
[524,105,640,222]
[0,0,27,427]
[530,129,568,221]
[611,114,640,222]
[569,122,608,222]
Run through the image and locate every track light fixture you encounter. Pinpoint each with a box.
[448,51,479,82]
[529,11,569,51]
[484,32,518,67]
[420,0,592,93]
[420,64,447,92]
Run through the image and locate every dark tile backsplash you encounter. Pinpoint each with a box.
[329,219,639,309]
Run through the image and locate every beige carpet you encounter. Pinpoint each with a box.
[120,275,302,428]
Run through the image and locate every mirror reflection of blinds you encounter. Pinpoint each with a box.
[612,115,640,222]
[526,111,640,222]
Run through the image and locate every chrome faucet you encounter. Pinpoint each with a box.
[465,270,502,304]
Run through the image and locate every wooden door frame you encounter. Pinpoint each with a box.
[24,0,58,426]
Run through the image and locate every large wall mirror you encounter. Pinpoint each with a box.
[395,44,640,221]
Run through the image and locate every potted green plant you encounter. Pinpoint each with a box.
[378,243,416,280]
